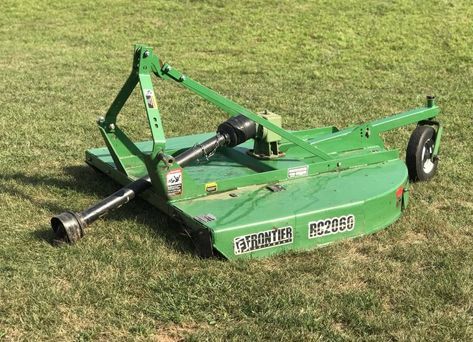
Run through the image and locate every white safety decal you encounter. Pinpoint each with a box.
[308,214,355,239]
[166,168,183,196]
[288,165,308,178]
[145,89,157,109]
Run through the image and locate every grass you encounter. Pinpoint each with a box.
[1,0,472,340]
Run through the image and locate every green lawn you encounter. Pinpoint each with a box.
[1,0,472,340]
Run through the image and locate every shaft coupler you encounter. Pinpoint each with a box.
[217,114,257,147]
[51,211,85,244]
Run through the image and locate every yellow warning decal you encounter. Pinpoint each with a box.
[205,182,217,193]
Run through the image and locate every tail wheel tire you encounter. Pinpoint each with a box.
[406,125,438,182]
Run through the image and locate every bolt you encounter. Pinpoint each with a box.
[96,116,105,124]
[109,123,115,130]
[143,50,150,58]
[163,65,171,72]
[337,162,342,167]
[179,75,186,81]
[426,95,435,108]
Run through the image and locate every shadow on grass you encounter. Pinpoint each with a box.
[2,166,195,255]
[31,225,57,244]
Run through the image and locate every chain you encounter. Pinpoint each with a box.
[195,137,220,164]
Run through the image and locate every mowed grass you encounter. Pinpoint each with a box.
[1,0,472,340]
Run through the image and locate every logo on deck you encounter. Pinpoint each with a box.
[233,226,293,255]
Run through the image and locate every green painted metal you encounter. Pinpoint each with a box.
[433,123,443,157]
[84,45,442,259]
[160,63,332,160]
[252,111,283,158]
[86,133,408,259]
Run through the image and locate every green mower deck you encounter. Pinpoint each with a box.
[51,44,442,260]
[86,132,408,259]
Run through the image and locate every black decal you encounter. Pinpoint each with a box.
[308,215,356,239]
[286,227,292,240]
[264,231,272,245]
[324,220,331,234]
[272,230,278,242]
[280,228,286,240]
[257,233,264,246]
[331,218,339,233]
[347,215,355,230]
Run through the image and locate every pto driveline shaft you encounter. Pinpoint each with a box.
[51,115,256,244]
[172,132,227,167]
[51,133,227,243]
[78,133,227,225]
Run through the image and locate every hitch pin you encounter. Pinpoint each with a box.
[157,152,175,167]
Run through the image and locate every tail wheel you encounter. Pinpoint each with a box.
[406,125,438,182]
